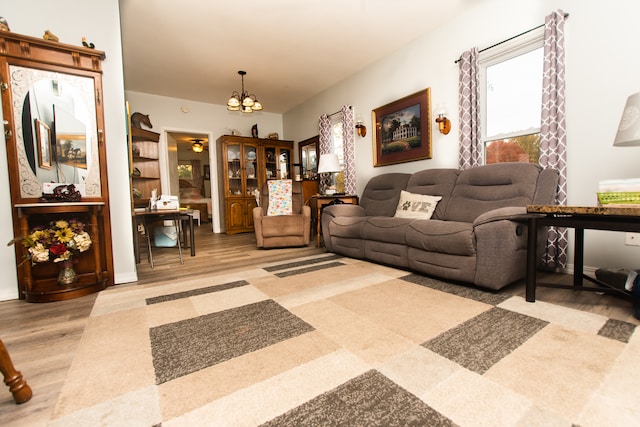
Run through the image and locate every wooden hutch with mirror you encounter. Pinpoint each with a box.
[0,31,113,302]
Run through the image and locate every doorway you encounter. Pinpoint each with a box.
[165,131,218,232]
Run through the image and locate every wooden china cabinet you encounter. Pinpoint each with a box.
[0,31,114,302]
[217,135,293,234]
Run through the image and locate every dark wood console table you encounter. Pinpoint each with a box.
[526,205,640,302]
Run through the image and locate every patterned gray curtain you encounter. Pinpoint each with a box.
[539,9,568,268]
[458,47,482,170]
[318,114,332,190]
[341,105,356,194]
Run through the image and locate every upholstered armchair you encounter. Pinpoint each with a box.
[253,180,311,248]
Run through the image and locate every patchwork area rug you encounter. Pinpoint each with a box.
[48,254,640,426]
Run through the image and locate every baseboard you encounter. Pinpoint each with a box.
[0,287,20,301]
[546,264,599,277]
[115,271,139,284]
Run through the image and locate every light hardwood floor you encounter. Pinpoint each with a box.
[0,226,637,425]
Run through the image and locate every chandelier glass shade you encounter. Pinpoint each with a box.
[227,70,262,113]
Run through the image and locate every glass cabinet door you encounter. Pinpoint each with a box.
[264,147,277,180]
[226,143,242,196]
[279,148,290,179]
[244,144,258,196]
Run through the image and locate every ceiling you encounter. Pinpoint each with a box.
[119,0,476,117]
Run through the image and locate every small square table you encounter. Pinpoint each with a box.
[525,205,640,302]
[133,209,195,268]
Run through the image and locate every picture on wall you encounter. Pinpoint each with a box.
[35,118,52,169]
[56,134,88,169]
[372,88,432,167]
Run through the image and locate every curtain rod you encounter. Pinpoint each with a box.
[454,12,569,64]
[327,105,353,117]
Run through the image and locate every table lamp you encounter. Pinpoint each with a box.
[317,153,341,195]
[613,92,640,147]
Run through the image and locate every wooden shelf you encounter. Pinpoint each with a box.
[130,127,160,201]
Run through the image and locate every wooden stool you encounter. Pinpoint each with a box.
[0,339,32,404]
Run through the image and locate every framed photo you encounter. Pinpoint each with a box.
[203,165,210,180]
[35,118,52,169]
[372,88,432,167]
[56,134,88,169]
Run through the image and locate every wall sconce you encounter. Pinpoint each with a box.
[355,114,367,137]
[435,104,451,135]
[435,114,451,135]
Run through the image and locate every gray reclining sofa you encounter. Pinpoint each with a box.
[321,162,559,290]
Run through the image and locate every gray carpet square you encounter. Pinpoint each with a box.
[145,280,249,305]
[263,254,342,272]
[260,370,457,427]
[401,274,511,306]
[274,261,346,278]
[150,299,315,384]
[598,318,637,343]
[423,307,548,374]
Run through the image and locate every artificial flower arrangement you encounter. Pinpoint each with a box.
[8,219,92,266]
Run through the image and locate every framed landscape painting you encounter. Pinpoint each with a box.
[372,88,432,167]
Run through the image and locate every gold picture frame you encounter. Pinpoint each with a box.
[372,88,432,167]
[35,118,52,169]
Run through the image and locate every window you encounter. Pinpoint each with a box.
[177,163,193,180]
[330,114,344,169]
[480,30,543,164]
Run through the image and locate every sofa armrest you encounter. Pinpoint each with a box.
[322,204,366,219]
[320,204,366,252]
[473,206,534,227]
[252,206,264,247]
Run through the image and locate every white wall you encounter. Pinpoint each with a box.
[284,0,640,272]
[124,91,284,232]
[1,0,136,300]
[2,0,639,301]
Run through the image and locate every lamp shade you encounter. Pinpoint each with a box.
[613,92,640,146]
[317,153,340,173]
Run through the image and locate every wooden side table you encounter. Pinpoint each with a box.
[309,194,359,247]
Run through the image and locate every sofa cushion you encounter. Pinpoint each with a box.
[405,169,460,219]
[359,173,411,217]
[443,163,540,223]
[261,214,304,237]
[394,191,442,219]
[406,220,475,256]
[362,217,413,244]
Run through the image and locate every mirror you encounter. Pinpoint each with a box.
[10,65,101,198]
[299,135,318,179]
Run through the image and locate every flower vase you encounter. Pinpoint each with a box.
[57,260,77,286]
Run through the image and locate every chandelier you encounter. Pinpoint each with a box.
[227,70,263,113]
[191,139,204,153]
